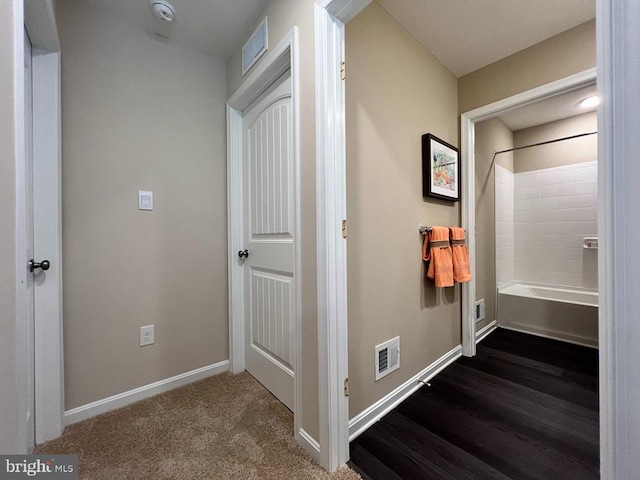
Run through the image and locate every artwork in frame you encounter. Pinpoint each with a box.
[422,133,460,202]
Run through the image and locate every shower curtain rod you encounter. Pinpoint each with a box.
[492,131,597,161]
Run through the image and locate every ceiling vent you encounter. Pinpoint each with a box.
[375,337,400,381]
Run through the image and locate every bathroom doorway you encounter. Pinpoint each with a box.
[459,68,597,355]
[475,82,599,348]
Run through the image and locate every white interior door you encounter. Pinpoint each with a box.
[24,29,35,449]
[242,70,295,410]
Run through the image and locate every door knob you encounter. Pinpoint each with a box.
[29,259,50,273]
[238,249,249,259]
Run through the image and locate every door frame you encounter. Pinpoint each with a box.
[15,0,63,451]
[226,26,303,446]
[459,68,597,359]
[314,0,370,471]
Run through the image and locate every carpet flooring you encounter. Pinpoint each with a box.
[35,372,360,480]
[349,328,599,479]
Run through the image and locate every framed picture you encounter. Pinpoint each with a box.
[422,133,460,201]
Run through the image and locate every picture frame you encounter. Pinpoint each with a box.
[422,133,460,202]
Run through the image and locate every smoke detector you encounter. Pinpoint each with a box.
[150,0,175,22]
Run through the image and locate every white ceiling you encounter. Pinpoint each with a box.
[498,84,598,131]
[78,2,599,174]
[83,1,595,75]
[377,0,595,77]
[82,0,267,62]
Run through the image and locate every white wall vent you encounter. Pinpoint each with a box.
[475,298,486,322]
[375,337,400,381]
[242,17,268,76]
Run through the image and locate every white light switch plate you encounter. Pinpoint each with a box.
[138,190,153,210]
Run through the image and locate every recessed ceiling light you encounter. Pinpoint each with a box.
[580,95,600,108]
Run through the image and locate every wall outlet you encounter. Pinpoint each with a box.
[140,325,154,346]
[475,299,486,322]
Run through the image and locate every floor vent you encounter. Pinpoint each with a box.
[375,337,400,381]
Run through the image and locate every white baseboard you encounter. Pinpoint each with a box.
[348,345,462,442]
[64,360,229,426]
[475,320,497,344]
[298,428,320,464]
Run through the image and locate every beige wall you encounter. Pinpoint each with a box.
[0,0,19,453]
[514,112,597,172]
[226,0,319,440]
[474,118,513,332]
[57,1,229,409]
[459,20,595,114]
[346,2,459,418]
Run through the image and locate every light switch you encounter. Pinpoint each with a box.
[138,190,153,211]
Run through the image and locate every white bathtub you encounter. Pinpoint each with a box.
[497,282,599,347]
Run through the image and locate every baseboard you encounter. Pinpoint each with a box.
[476,320,497,344]
[64,360,229,426]
[348,345,462,442]
[298,428,320,464]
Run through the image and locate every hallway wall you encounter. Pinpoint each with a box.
[346,2,459,419]
[57,1,229,410]
[459,20,595,113]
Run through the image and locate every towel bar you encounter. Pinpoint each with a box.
[419,226,466,234]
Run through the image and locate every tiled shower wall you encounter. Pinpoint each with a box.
[495,165,514,286]
[513,161,598,289]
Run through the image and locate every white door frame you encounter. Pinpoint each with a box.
[227,27,304,448]
[597,0,640,476]
[15,0,64,450]
[459,68,597,359]
[314,0,370,471]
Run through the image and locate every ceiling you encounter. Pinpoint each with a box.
[81,1,597,131]
[498,84,598,131]
[82,1,595,75]
[377,0,595,77]
[82,0,266,62]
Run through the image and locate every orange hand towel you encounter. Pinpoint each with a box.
[449,227,471,283]
[422,226,454,287]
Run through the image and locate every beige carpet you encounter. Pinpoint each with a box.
[35,372,361,480]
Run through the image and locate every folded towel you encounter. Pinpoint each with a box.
[422,226,454,287]
[449,227,471,283]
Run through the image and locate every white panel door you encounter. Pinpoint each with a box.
[24,29,36,449]
[242,71,295,410]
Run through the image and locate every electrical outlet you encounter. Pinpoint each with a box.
[140,325,154,346]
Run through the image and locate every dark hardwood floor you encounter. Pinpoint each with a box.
[349,328,599,480]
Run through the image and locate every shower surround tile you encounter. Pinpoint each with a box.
[512,161,597,289]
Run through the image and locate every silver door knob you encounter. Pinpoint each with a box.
[238,249,249,259]
[29,259,50,272]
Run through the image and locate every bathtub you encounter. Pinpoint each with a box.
[497,282,599,348]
